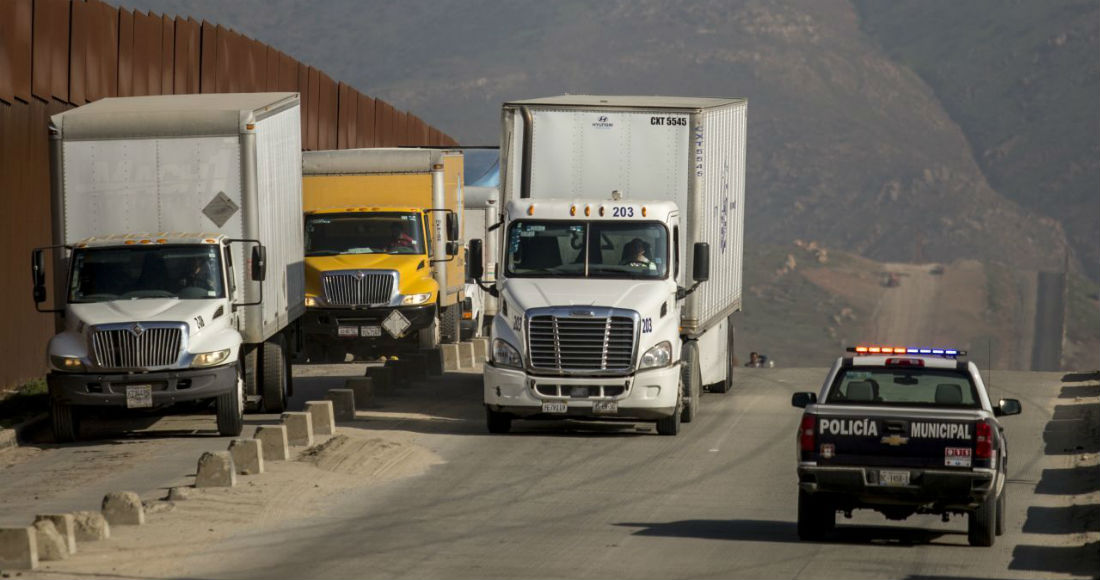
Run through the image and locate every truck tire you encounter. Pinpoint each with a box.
[680,341,700,423]
[995,485,1006,536]
[441,304,462,344]
[50,400,79,443]
[215,363,244,436]
[486,406,512,434]
[656,392,682,436]
[968,492,997,546]
[261,337,289,413]
[709,318,735,394]
[797,489,835,540]
[242,344,260,399]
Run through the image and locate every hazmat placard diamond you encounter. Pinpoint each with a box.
[382,309,411,338]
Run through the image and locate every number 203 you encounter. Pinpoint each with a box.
[641,318,653,333]
[611,206,634,218]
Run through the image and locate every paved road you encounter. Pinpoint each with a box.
[6,365,1096,579]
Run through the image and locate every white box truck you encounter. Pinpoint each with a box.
[33,92,305,441]
[461,183,499,339]
[470,95,746,435]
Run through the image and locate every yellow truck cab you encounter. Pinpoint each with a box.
[301,149,466,361]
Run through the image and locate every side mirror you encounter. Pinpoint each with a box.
[446,212,459,241]
[251,245,267,282]
[446,240,461,256]
[692,242,710,283]
[31,249,47,304]
[791,392,817,408]
[994,398,1021,417]
[468,239,484,280]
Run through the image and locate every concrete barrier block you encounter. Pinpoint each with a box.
[254,424,289,461]
[345,378,374,409]
[0,527,37,570]
[71,511,109,541]
[228,439,264,475]
[195,451,237,488]
[307,400,338,433]
[385,358,411,387]
[34,514,75,555]
[32,520,68,561]
[420,348,444,376]
[458,342,475,369]
[101,491,144,526]
[323,392,355,422]
[441,343,460,372]
[471,337,489,363]
[366,366,393,392]
[281,412,314,447]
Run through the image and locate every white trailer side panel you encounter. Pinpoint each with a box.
[250,105,304,342]
[61,137,243,244]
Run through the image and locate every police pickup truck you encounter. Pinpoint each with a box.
[790,346,1022,546]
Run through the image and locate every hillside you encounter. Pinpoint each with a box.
[854,0,1100,281]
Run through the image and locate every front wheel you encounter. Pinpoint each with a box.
[486,407,512,434]
[797,489,835,541]
[680,342,700,423]
[261,337,289,413]
[968,492,997,546]
[215,365,244,436]
[656,394,682,436]
[50,400,79,443]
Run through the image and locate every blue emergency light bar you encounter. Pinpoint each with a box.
[847,346,966,357]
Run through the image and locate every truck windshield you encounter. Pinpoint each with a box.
[305,212,424,256]
[505,220,669,279]
[69,245,225,303]
[825,368,980,409]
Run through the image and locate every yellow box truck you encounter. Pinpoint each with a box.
[301,148,466,361]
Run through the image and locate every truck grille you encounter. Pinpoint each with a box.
[528,314,636,373]
[91,325,183,369]
[322,271,395,306]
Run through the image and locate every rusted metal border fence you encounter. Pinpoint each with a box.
[0,0,458,389]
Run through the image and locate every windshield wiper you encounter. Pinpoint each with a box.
[306,250,342,256]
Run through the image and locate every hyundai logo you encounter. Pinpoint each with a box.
[598,115,608,123]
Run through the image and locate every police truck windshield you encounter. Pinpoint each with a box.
[825,368,979,408]
[505,220,669,279]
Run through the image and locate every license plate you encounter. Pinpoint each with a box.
[337,326,359,337]
[879,470,910,486]
[592,400,618,414]
[541,401,568,414]
[126,385,153,409]
[360,325,382,337]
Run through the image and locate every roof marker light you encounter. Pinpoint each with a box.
[585,205,591,217]
[641,206,648,217]
[598,206,605,217]
[868,347,881,353]
[570,205,577,216]
[855,346,869,353]
[527,205,535,216]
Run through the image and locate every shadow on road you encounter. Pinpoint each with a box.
[1010,542,1100,577]
[1062,371,1100,383]
[1042,402,1100,455]
[1034,465,1100,496]
[614,519,964,547]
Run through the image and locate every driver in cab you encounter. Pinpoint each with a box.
[621,238,656,272]
[386,222,416,252]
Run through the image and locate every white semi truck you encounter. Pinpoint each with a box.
[470,95,746,435]
[34,93,305,441]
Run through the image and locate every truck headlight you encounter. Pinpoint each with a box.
[192,348,231,368]
[492,339,522,369]
[402,293,432,305]
[50,355,85,372]
[305,296,322,307]
[639,341,672,369]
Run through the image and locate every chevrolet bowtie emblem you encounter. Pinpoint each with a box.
[881,434,909,446]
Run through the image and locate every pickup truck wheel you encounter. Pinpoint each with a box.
[50,400,79,443]
[968,492,997,546]
[261,337,289,413]
[486,406,512,434]
[680,342,700,423]
[657,393,682,436]
[215,365,244,436]
[995,485,1006,536]
[797,489,835,540]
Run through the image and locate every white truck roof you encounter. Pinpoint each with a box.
[505,95,745,110]
[50,92,298,139]
[506,199,679,221]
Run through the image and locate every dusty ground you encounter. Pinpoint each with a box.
[24,426,442,579]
